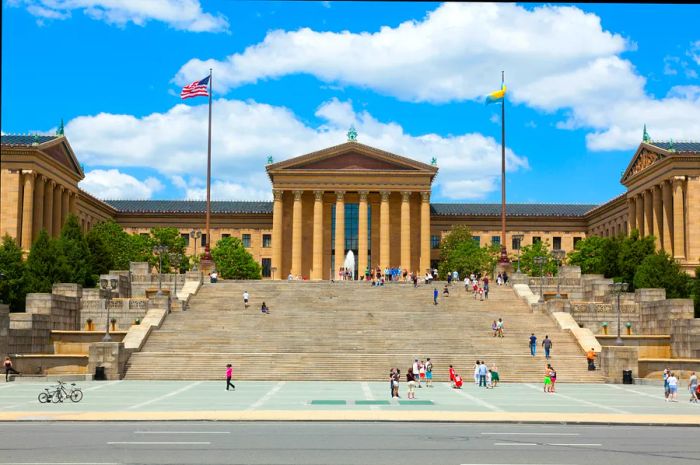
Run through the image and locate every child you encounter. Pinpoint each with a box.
[419,360,426,386]
[486,369,493,389]
[453,373,463,389]
[492,320,498,337]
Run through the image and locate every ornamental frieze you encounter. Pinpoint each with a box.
[628,149,663,178]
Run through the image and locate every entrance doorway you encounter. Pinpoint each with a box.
[331,203,371,279]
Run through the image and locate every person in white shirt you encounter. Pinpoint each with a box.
[667,373,679,402]
[412,359,421,388]
[210,271,218,283]
[243,291,249,309]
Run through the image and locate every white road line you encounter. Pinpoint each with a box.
[108,442,209,445]
[134,431,230,434]
[494,443,538,446]
[361,382,380,411]
[605,383,664,400]
[444,383,504,412]
[0,384,16,390]
[0,463,121,465]
[548,443,601,447]
[84,381,123,392]
[127,381,202,410]
[482,432,579,436]
[246,381,285,411]
[524,383,629,414]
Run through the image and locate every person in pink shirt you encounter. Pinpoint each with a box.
[226,363,235,391]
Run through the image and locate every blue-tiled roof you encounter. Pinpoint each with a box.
[649,141,700,153]
[105,200,274,214]
[1,134,59,146]
[430,203,598,217]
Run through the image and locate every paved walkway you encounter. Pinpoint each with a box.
[1,381,699,424]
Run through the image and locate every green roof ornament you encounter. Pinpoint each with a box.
[642,124,650,143]
[347,125,358,142]
[430,157,437,166]
[668,139,675,153]
[32,134,39,146]
[266,155,274,165]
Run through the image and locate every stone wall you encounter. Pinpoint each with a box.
[8,313,52,354]
[638,294,694,335]
[568,301,640,335]
[0,304,8,356]
[25,283,82,330]
[600,345,639,383]
[80,298,149,331]
[670,319,700,359]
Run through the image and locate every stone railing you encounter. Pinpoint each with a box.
[527,277,582,287]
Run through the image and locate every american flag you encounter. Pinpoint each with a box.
[180,75,210,99]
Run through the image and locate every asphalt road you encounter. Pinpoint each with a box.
[0,422,699,465]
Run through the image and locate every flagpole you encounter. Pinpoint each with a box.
[204,68,213,261]
[499,70,509,263]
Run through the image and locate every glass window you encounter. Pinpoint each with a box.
[262,234,272,248]
[242,234,251,248]
[472,236,481,246]
[573,237,583,248]
[431,235,441,249]
[491,236,500,246]
[553,236,562,250]
[201,234,207,247]
[181,233,189,246]
[222,233,230,239]
[261,258,271,277]
[532,236,541,245]
[511,237,521,250]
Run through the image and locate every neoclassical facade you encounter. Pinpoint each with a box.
[1,133,698,278]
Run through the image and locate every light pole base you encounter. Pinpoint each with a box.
[615,337,624,346]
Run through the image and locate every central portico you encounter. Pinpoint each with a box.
[266,140,438,280]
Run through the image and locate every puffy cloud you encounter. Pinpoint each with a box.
[174,3,699,151]
[79,169,164,199]
[12,0,229,32]
[65,98,528,201]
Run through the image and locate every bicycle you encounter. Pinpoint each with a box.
[39,381,83,403]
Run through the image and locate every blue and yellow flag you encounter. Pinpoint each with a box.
[485,84,506,105]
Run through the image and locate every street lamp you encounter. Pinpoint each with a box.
[552,249,566,299]
[99,276,118,342]
[609,282,629,346]
[512,234,524,273]
[189,230,202,271]
[152,245,169,296]
[169,252,182,309]
[533,256,546,303]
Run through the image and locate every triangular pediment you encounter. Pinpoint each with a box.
[267,141,438,173]
[39,137,84,179]
[621,143,667,184]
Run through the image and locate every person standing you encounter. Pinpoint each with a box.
[667,372,678,402]
[425,358,433,388]
[433,287,438,305]
[586,348,597,370]
[406,369,417,399]
[225,364,235,391]
[542,335,552,359]
[478,361,488,387]
[688,371,698,403]
[412,359,421,388]
[549,365,557,392]
[663,368,670,400]
[473,360,480,385]
[4,357,20,381]
[543,364,552,393]
[496,318,504,338]
[490,363,500,387]
[529,333,537,356]
[243,290,250,309]
[448,364,456,387]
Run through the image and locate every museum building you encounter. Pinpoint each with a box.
[1,133,699,278]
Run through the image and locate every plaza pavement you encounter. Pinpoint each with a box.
[0,380,699,425]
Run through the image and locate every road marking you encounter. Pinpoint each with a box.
[0,463,121,465]
[108,442,210,445]
[246,381,285,411]
[0,384,16,390]
[605,383,664,400]
[361,382,380,411]
[524,383,629,414]
[482,432,580,436]
[134,431,230,434]
[444,384,504,412]
[548,443,601,446]
[127,381,202,410]
[494,443,538,446]
[84,381,123,392]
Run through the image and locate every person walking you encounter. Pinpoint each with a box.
[586,348,597,370]
[225,364,235,391]
[667,372,679,402]
[243,290,250,309]
[4,357,20,381]
[542,335,553,359]
[492,320,498,337]
[496,318,504,338]
[412,359,421,388]
[425,358,433,388]
[406,368,417,399]
[688,371,698,403]
[529,333,537,356]
[663,368,670,401]
[478,361,488,387]
[448,364,456,387]
[433,287,438,305]
[543,364,552,393]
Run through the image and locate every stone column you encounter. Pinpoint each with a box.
[62,189,70,226]
[69,190,77,215]
[627,196,636,235]
[357,191,369,279]
[44,180,55,237]
[311,190,324,280]
[291,190,303,278]
[400,191,411,272]
[662,180,673,254]
[420,192,431,275]
[672,177,686,259]
[635,194,644,236]
[379,191,390,269]
[20,172,35,249]
[652,184,662,250]
[271,190,284,279]
[686,176,700,264]
[32,175,45,242]
[644,189,653,239]
[334,191,345,275]
[53,185,63,235]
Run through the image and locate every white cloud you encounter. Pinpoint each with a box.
[688,40,700,66]
[13,0,229,32]
[174,3,699,151]
[79,169,164,199]
[64,98,528,201]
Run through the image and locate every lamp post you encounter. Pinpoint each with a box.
[169,252,182,309]
[533,256,546,303]
[152,245,169,296]
[512,234,524,273]
[189,230,202,271]
[99,276,118,342]
[552,249,566,299]
[609,282,629,346]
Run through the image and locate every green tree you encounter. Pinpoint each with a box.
[618,229,655,288]
[58,215,96,287]
[633,251,692,298]
[23,230,70,294]
[151,227,187,272]
[518,240,558,276]
[0,235,27,311]
[211,236,261,279]
[86,229,113,277]
[693,267,700,318]
[567,235,621,277]
[88,220,141,270]
[437,226,493,279]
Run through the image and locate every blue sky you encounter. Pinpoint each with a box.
[2,1,699,204]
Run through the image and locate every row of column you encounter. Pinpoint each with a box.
[271,190,431,280]
[627,176,686,259]
[19,171,78,249]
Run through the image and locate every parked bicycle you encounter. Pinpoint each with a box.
[37,380,83,403]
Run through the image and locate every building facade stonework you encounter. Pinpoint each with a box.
[2,135,699,278]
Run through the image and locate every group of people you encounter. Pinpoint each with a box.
[664,368,698,402]
[491,318,505,337]
[463,274,490,300]
[529,333,554,359]
[390,358,433,399]
[242,290,270,314]
[448,361,500,389]
[543,363,557,393]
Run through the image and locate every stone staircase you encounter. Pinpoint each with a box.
[125,281,604,382]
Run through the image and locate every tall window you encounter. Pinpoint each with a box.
[573,236,582,248]
[491,236,500,246]
[532,236,541,245]
[222,233,230,239]
[431,235,441,249]
[512,237,521,250]
[262,234,272,248]
[201,234,207,247]
[261,258,271,277]
[242,234,251,248]
[553,236,562,250]
[181,233,189,246]
[472,236,481,246]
